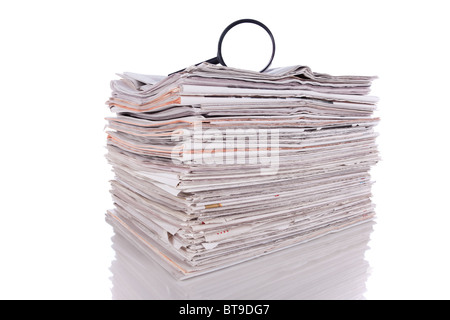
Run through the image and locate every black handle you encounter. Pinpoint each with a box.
[168,19,275,76]
[168,57,219,76]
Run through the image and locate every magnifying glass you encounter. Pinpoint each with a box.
[169,19,276,75]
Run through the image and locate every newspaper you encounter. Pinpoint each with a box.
[104,62,379,279]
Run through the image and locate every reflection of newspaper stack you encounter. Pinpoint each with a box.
[105,63,379,279]
[111,221,374,299]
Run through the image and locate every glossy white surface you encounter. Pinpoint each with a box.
[0,1,449,300]
[110,221,374,300]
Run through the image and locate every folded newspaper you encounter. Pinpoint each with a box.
[105,63,379,280]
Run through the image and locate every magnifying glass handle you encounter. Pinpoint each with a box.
[203,57,219,65]
[168,19,275,75]
[168,57,219,76]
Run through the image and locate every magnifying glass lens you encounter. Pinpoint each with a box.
[220,23,274,72]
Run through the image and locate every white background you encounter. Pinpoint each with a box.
[1,0,449,299]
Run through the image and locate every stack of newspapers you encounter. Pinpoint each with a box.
[105,63,379,280]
